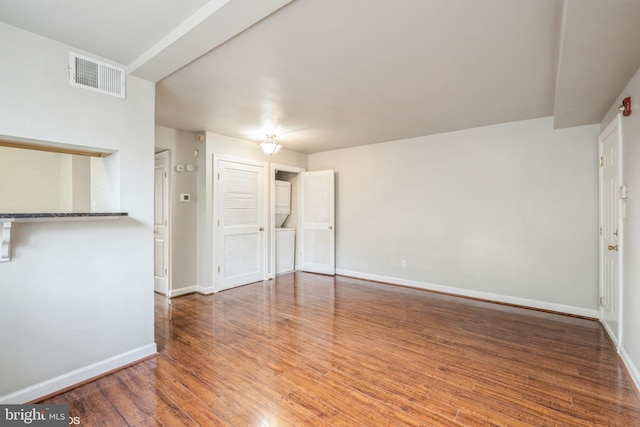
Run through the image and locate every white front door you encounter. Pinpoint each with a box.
[154,151,170,295]
[599,115,623,349]
[300,170,335,275]
[216,157,266,291]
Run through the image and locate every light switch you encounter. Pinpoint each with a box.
[179,193,191,202]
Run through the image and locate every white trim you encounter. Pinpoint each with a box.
[0,344,157,404]
[197,285,215,295]
[155,150,172,296]
[617,113,625,350]
[336,269,599,318]
[598,125,604,322]
[620,347,640,393]
[170,286,197,297]
[601,319,620,350]
[169,285,215,297]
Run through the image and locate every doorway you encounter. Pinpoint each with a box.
[154,150,171,295]
[269,165,336,277]
[270,164,305,278]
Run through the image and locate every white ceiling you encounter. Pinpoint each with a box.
[2,0,640,153]
[0,0,211,65]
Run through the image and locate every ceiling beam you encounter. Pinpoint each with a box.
[128,0,294,82]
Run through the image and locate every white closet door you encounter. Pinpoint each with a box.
[300,170,335,275]
[217,158,266,291]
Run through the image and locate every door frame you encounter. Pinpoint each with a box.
[598,113,624,351]
[269,163,306,279]
[213,154,268,292]
[154,150,172,296]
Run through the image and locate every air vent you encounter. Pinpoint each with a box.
[69,52,125,99]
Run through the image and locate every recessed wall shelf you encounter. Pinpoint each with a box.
[0,212,128,262]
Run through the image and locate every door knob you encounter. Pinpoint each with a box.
[259,227,264,232]
[328,225,333,230]
[608,245,618,251]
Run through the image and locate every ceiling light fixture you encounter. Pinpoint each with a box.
[259,134,281,156]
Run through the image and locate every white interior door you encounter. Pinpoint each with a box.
[300,170,335,275]
[216,158,266,291]
[154,151,170,295]
[599,115,623,349]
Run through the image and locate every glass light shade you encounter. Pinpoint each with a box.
[259,135,281,156]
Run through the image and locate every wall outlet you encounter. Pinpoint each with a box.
[401,260,407,268]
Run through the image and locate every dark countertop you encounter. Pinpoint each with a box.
[0,212,128,219]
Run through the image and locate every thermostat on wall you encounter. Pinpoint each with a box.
[179,193,191,202]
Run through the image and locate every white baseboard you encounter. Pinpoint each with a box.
[600,319,620,349]
[170,286,197,297]
[197,285,215,295]
[336,269,599,318]
[620,347,640,393]
[170,285,215,297]
[0,343,157,404]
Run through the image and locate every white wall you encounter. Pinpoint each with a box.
[0,23,156,403]
[155,126,199,296]
[197,133,307,292]
[309,117,599,316]
[91,154,120,212]
[600,66,640,389]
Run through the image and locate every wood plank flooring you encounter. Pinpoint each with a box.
[42,272,640,426]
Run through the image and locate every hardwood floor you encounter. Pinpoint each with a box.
[42,272,640,426]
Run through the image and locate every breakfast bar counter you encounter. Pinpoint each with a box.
[0,212,128,262]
